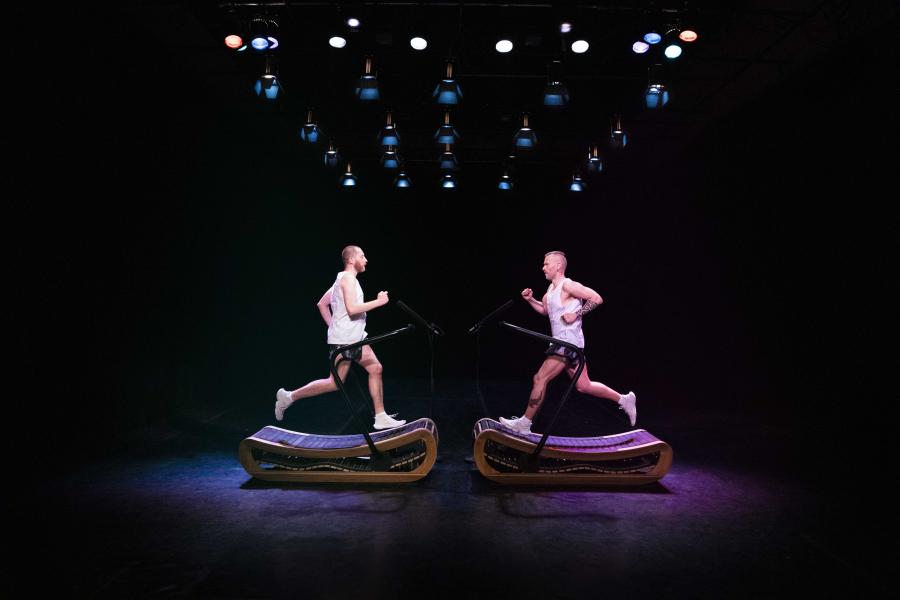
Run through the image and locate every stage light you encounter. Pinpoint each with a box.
[513,114,537,150]
[394,172,412,188]
[340,163,358,187]
[645,64,669,109]
[346,17,361,29]
[324,141,340,167]
[664,44,682,59]
[410,36,427,50]
[543,81,569,106]
[586,145,603,173]
[496,39,513,53]
[222,11,247,51]
[300,110,322,143]
[645,84,668,108]
[381,146,401,169]
[253,56,281,100]
[253,76,280,99]
[644,31,662,44]
[568,173,586,192]
[632,41,650,54]
[329,36,347,48]
[249,16,278,51]
[498,171,513,190]
[560,22,573,34]
[440,173,457,189]
[679,29,698,42]
[377,111,400,147]
[438,144,458,171]
[571,40,589,53]
[434,61,462,106]
[543,60,569,107]
[610,115,627,149]
[355,56,380,101]
[434,111,460,145]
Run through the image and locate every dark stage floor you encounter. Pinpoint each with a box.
[16,378,889,598]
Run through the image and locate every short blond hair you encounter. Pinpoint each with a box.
[341,245,362,265]
[544,250,567,271]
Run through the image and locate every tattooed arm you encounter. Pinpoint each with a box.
[561,280,603,324]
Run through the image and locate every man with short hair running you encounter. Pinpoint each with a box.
[499,251,637,434]
[275,245,406,430]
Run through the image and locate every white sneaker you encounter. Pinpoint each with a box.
[275,388,292,421]
[619,392,637,427]
[373,412,406,430]
[499,416,533,435]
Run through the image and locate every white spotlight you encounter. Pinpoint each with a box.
[410,36,428,50]
[329,36,347,49]
[571,40,589,53]
[495,39,513,53]
[664,44,683,59]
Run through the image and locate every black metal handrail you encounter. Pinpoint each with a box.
[328,324,415,464]
[499,321,586,471]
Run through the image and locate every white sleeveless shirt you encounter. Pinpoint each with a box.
[547,278,585,348]
[327,272,368,344]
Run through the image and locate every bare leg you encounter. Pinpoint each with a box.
[290,360,351,401]
[569,363,621,402]
[568,362,637,426]
[357,345,385,414]
[523,357,566,420]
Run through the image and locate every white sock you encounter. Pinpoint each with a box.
[520,416,532,425]
[375,411,387,419]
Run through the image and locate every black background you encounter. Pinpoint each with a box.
[22,3,897,481]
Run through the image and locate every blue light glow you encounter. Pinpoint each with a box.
[253,77,281,100]
[645,85,669,108]
[514,128,536,148]
[434,80,462,105]
[356,75,380,101]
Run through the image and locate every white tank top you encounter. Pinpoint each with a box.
[327,272,368,344]
[547,278,585,348]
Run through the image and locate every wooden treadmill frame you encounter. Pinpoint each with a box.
[239,418,439,483]
[473,419,672,485]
